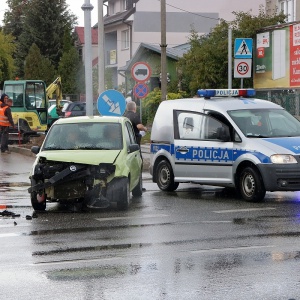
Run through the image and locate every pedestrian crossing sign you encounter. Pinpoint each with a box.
[234,38,253,59]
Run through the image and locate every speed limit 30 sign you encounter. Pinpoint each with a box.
[234,58,252,78]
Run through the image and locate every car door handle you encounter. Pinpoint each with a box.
[176,147,189,153]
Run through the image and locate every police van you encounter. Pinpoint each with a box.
[150,89,300,201]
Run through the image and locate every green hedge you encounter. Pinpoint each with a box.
[141,88,189,125]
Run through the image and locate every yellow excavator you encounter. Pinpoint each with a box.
[3,76,62,143]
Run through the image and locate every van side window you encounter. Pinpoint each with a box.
[174,110,230,141]
[204,117,224,140]
[175,111,203,140]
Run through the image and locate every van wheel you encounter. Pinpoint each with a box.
[30,179,46,211]
[238,167,266,202]
[117,178,130,210]
[156,160,179,191]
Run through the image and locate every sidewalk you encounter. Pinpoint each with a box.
[9,143,151,171]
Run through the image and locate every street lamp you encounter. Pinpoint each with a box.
[82,0,94,116]
[160,0,167,101]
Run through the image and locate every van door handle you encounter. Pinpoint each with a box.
[176,147,189,153]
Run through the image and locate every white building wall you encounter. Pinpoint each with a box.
[105,0,267,85]
[82,44,99,63]
[136,0,265,21]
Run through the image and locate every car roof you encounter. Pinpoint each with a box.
[54,115,126,125]
[160,97,283,114]
[49,99,71,103]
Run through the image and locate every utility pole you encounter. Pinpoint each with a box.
[98,0,105,95]
[228,27,232,89]
[82,0,94,115]
[160,0,167,101]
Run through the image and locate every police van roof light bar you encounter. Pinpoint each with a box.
[197,89,256,99]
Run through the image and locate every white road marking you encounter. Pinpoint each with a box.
[0,224,30,228]
[0,233,20,238]
[191,245,275,254]
[213,207,276,214]
[95,214,169,221]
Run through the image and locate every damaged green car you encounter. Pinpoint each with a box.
[28,116,143,211]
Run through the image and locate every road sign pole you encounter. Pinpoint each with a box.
[228,27,232,89]
[140,99,142,123]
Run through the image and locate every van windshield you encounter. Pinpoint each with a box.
[228,109,300,138]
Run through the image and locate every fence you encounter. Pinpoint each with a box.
[256,90,300,116]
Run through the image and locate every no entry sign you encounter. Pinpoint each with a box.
[234,59,252,78]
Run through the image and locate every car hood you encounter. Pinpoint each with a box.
[37,150,121,165]
[261,137,300,154]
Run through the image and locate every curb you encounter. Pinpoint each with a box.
[9,145,36,157]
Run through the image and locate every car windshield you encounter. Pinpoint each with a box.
[43,122,123,150]
[228,108,300,138]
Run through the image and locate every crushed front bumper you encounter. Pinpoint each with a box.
[28,160,123,208]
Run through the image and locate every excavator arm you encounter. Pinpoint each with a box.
[46,76,63,116]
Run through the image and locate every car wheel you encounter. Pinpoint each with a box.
[30,179,46,211]
[156,160,179,191]
[117,178,130,210]
[132,172,143,197]
[238,167,266,202]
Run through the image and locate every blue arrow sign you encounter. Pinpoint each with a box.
[97,90,126,116]
[234,38,253,59]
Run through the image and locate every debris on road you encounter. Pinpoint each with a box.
[0,210,20,218]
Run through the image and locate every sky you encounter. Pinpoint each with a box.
[0,0,101,27]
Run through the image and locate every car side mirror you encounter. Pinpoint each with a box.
[128,144,140,153]
[216,126,230,142]
[31,146,40,154]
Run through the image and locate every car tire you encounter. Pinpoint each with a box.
[238,167,266,202]
[117,178,130,210]
[30,179,47,211]
[132,173,143,197]
[156,160,179,191]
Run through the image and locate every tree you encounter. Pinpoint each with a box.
[24,43,56,85]
[58,47,81,94]
[10,0,76,77]
[2,0,30,38]
[0,30,16,83]
[178,8,286,95]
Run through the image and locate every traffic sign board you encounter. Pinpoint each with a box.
[131,62,152,82]
[234,59,252,78]
[133,83,149,99]
[97,90,126,116]
[234,38,253,59]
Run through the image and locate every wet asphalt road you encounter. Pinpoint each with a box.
[1,152,300,300]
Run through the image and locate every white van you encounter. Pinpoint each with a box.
[150,89,300,201]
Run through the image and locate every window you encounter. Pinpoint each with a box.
[121,0,127,11]
[5,84,23,107]
[108,2,115,15]
[125,121,136,145]
[175,110,230,141]
[121,30,129,49]
[278,0,295,22]
[175,111,203,140]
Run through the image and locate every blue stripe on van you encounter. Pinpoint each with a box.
[263,137,300,154]
[151,143,271,163]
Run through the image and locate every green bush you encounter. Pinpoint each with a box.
[142,88,189,125]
